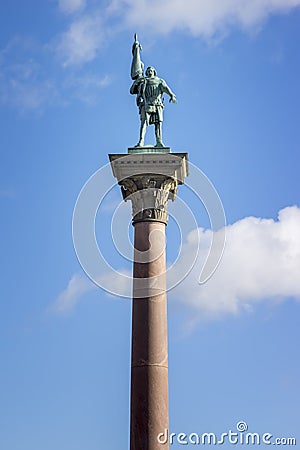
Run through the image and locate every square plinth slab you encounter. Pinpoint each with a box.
[128,146,171,154]
[109,152,189,185]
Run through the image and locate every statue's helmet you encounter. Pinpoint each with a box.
[146,66,157,77]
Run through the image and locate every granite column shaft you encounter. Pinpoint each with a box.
[130,220,168,450]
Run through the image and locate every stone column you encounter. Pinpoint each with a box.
[109,153,188,450]
[130,220,168,449]
[121,177,175,450]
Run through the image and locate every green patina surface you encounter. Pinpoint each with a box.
[129,34,176,151]
[128,146,171,154]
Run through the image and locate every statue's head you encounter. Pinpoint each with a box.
[146,66,157,77]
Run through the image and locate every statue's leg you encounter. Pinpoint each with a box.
[135,117,147,147]
[139,121,146,146]
[155,122,164,147]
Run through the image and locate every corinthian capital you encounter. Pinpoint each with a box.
[119,175,177,224]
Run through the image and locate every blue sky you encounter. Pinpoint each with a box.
[1,1,300,448]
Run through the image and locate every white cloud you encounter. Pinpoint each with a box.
[58,0,86,14]
[56,14,104,66]
[49,273,96,314]
[51,206,300,321]
[0,59,60,112]
[50,269,132,314]
[111,0,300,37]
[64,73,112,104]
[0,37,111,112]
[171,205,300,320]
[0,38,63,112]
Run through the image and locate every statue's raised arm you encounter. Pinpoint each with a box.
[129,34,177,149]
[131,34,144,80]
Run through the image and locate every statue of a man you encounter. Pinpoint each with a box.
[130,35,177,148]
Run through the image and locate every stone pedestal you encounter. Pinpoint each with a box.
[109,152,188,450]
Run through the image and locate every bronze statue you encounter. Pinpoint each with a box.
[130,34,177,148]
